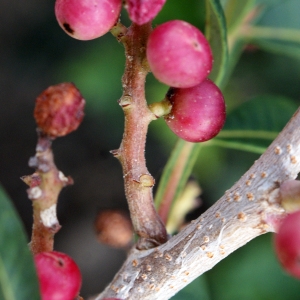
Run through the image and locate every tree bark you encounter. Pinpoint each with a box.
[95,107,300,299]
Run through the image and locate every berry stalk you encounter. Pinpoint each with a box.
[24,83,84,255]
[112,22,167,249]
[23,134,73,255]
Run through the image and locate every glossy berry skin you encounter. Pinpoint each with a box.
[125,0,166,25]
[34,251,82,300]
[165,79,225,142]
[147,20,213,88]
[55,0,122,40]
[34,83,85,138]
[274,210,300,279]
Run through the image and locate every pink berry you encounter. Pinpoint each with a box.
[147,20,213,88]
[164,79,226,142]
[55,0,122,40]
[34,83,85,138]
[124,0,166,25]
[274,210,300,279]
[34,251,82,300]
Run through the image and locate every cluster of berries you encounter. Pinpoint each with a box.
[54,0,226,143]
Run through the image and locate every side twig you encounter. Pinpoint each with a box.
[111,22,167,249]
[22,132,73,255]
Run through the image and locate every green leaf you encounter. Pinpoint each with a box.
[222,0,256,33]
[213,95,298,152]
[205,0,228,87]
[206,234,300,300]
[171,275,211,300]
[0,185,40,300]
[252,40,300,61]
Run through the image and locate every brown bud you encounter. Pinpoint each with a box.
[34,83,85,137]
[94,210,133,248]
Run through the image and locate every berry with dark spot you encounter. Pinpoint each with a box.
[34,251,82,300]
[55,0,122,40]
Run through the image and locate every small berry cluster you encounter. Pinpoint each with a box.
[147,20,225,142]
[54,0,225,143]
[34,251,82,300]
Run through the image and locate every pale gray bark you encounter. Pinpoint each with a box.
[95,107,300,300]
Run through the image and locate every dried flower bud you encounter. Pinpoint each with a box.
[94,210,133,248]
[34,83,85,138]
[124,0,166,25]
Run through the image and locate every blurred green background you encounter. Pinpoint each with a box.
[1,0,300,298]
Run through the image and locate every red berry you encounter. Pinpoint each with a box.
[164,79,225,142]
[34,83,85,138]
[55,0,122,40]
[124,0,166,25]
[34,251,82,300]
[147,20,213,88]
[274,210,300,279]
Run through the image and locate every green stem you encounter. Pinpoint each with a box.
[155,140,201,225]
[207,139,266,154]
[218,130,278,139]
[113,22,167,249]
[0,255,14,300]
[242,26,300,44]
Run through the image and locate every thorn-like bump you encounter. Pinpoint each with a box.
[119,95,133,108]
[110,149,120,157]
[140,174,155,187]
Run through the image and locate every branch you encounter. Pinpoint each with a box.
[112,22,167,249]
[22,133,73,255]
[95,107,300,299]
